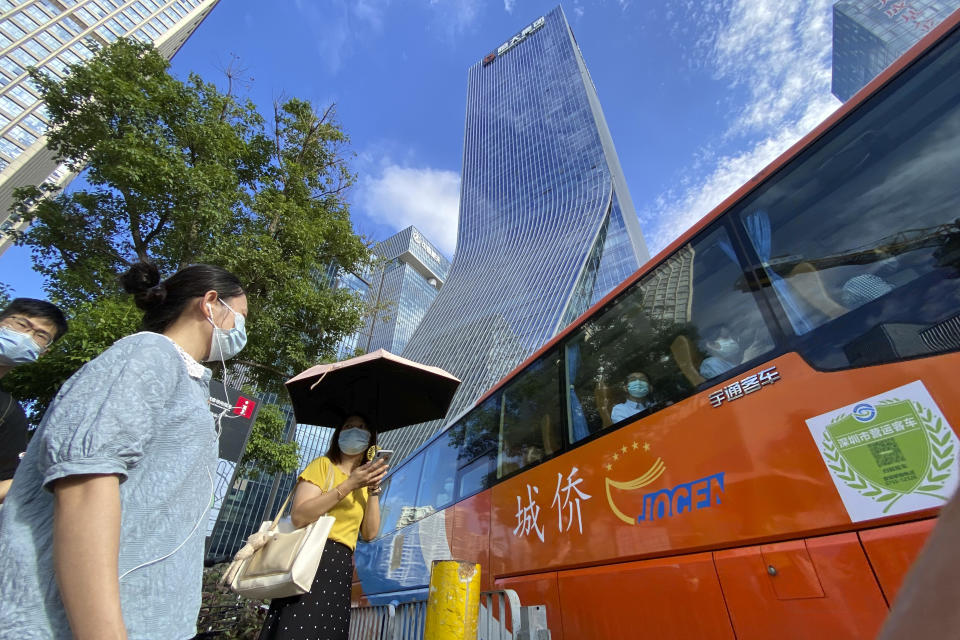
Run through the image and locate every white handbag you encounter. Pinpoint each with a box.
[221,467,336,600]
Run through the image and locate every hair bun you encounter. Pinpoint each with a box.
[120,261,164,310]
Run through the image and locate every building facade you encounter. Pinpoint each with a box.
[0,0,221,255]
[361,226,450,355]
[832,0,960,101]
[381,6,650,463]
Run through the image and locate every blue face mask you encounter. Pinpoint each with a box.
[205,300,247,362]
[339,428,371,455]
[0,327,42,366]
[627,379,649,398]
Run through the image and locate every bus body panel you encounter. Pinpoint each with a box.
[489,352,958,577]
[494,572,563,640]
[352,509,453,599]
[859,518,936,604]
[451,490,493,592]
[554,552,734,640]
[715,532,889,640]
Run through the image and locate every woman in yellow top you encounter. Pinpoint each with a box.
[258,413,388,640]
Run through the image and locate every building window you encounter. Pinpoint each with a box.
[95,25,117,42]
[87,2,109,19]
[0,96,23,116]
[0,137,22,159]
[10,13,38,34]
[21,113,46,134]
[45,57,68,76]
[59,16,83,34]
[38,0,61,17]
[36,31,61,51]
[10,85,36,105]
[8,47,35,66]
[71,42,93,59]
[1,20,27,41]
[0,57,24,78]
[23,6,50,25]
[8,124,36,147]
[122,8,141,25]
[22,39,46,59]
[49,23,71,41]
[72,7,96,26]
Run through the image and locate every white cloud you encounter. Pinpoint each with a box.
[643,0,841,254]
[504,0,515,13]
[357,165,461,256]
[291,0,391,73]
[428,0,482,39]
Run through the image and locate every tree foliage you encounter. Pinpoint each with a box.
[5,39,374,474]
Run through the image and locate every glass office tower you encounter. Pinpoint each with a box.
[382,6,649,463]
[0,0,221,255]
[832,0,960,101]
[362,225,451,355]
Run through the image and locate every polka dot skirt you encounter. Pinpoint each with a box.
[258,540,354,640]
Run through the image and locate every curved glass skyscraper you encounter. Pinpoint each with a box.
[382,5,649,462]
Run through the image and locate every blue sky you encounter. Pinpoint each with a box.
[2,0,841,299]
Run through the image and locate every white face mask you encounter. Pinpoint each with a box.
[712,337,739,360]
[205,299,247,362]
[339,428,371,455]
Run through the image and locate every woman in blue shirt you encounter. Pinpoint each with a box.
[0,261,248,640]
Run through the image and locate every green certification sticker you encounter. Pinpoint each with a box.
[806,381,958,522]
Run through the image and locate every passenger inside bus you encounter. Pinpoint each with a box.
[609,372,653,424]
[698,323,772,380]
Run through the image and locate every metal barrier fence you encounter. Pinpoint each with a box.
[348,589,550,640]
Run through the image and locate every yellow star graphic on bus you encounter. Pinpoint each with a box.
[631,441,639,450]
[620,445,627,454]
[643,442,650,452]
[613,452,620,461]
[605,463,612,471]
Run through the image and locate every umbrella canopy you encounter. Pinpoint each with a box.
[285,349,461,431]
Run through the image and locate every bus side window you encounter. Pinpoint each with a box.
[378,453,425,533]
[681,226,776,385]
[450,394,500,500]
[732,42,960,369]
[416,431,459,512]
[499,351,562,478]
[564,224,777,444]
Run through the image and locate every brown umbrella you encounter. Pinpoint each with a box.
[285,349,461,430]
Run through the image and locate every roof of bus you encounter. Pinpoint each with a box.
[394,7,960,469]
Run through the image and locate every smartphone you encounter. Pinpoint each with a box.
[372,449,393,465]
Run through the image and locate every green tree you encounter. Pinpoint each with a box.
[5,39,373,474]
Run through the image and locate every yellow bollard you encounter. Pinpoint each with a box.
[423,560,481,640]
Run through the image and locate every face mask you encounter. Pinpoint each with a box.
[627,379,649,398]
[205,300,247,362]
[0,327,42,366]
[339,428,371,455]
[713,337,739,360]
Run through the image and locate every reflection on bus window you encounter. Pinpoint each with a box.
[499,352,562,478]
[736,35,960,369]
[565,225,775,443]
[416,432,458,512]
[448,394,500,499]
[378,454,424,533]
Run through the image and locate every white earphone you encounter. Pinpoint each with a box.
[120,318,243,581]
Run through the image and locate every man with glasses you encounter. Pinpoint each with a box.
[0,298,68,503]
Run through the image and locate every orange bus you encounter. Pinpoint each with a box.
[354,9,960,639]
